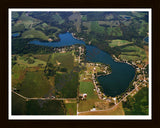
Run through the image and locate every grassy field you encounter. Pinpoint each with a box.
[12,13,41,32]
[78,81,99,112]
[109,39,133,47]
[123,87,148,115]
[91,21,105,34]
[65,103,77,115]
[33,54,51,62]
[35,24,61,40]
[51,13,64,24]
[12,92,66,115]
[55,72,79,98]
[18,71,52,98]
[78,102,124,115]
[98,20,119,27]
[12,93,26,115]
[16,55,47,68]
[69,12,81,32]
[49,52,74,72]
[26,100,65,115]
[120,45,147,62]
[21,29,49,40]
[12,64,26,87]
[106,27,122,36]
[82,22,91,33]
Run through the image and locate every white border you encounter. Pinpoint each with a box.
[9,8,152,120]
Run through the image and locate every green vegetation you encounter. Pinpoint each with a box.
[49,52,74,71]
[55,72,79,98]
[26,100,65,115]
[109,39,133,47]
[65,103,77,115]
[12,93,66,115]
[21,29,49,40]
[16,55,46,67]
[78,81,99,112]
[18,71,52,98]
[11,11,149,115]
[91,21,105,34]
[12,64,26,87]
[12,93,26,115]
[81,15,87,21]
[106,27,122,36]
[123,87,148,115]
[120,45,147,61]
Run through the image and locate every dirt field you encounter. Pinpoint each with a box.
[78,102,125,115]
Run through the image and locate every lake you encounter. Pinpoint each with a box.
[29,32,135,97]
[144,37,149,43]
[12,33,20,37]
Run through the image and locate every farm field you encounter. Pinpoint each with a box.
[109,39,133,47]
[12,92,66,115]
[17,71,52,98]
[16,55,47,67]
[65,103,77,115]
[90,21,105,34]
[78,102,124,115]
[21,29,49,40]
[55,72,79,98]
[12,93,26,115]
[120,45,147,62]
[49,52,75,72]
[78,81,99,112]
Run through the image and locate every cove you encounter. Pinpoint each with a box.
[29,32,135,97]
[12,33,20,37]
[144,36,149,43]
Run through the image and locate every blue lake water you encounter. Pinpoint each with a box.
[29,32,135,97]
[124,16,131,20]
[12,33,20,37]
[144,37,149,43]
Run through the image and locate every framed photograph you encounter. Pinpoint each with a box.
[1,0,160,127]
[9,8,152,120]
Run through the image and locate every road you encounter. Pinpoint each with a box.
[12,90,76,101]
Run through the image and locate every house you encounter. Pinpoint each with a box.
[79,93,87,100]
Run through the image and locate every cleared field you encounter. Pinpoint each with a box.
[78,81,99,112]
[16,55,47,67]
[91,21,105,34]
[78,102,124,115]
[49,52,74,71]
[106,27,122,36]
[82,22,91,33]
[51,13,64,24]
[55,72,79,98]
[21,29,49,40]
[26,100,65,115]
[109,39,133,47]
[12,93,66,115]
[33,54,51,62]
[12,13,41,32]
[120,45,147,62]
[12,92,26,115]
[35,23,61,40]
[65,103,77,115]
[98,20,119,27]
[69,12,81,32]
[18,71,52,98]
[12,64,26,87]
